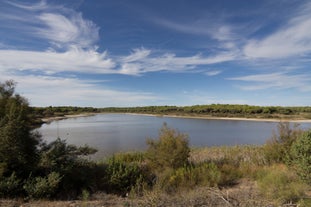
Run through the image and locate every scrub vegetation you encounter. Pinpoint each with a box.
[1,80,311,207]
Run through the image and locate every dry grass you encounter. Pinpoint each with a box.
[190,145,267,166]
[3,179,265,207]
[11,179,268,207]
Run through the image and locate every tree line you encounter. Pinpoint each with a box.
[32,104,311,121]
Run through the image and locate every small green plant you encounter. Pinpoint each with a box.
[81,188,90,201]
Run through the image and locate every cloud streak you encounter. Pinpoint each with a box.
[243,2,311,59]
[229,72,311,92]
[0,47,115,74]
[118,48,236,75]
[0,73,160,107]
[36,12,99,49]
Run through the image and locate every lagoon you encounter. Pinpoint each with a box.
[37,113,311,158]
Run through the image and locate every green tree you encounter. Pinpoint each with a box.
[0,80,40,179]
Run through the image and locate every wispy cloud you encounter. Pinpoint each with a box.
[1,1,98,50]
[243,2,311,59]
[119,49,235,75]
[228,72,311,92]
[122,48,151,63]
[0,47,115,74]
[0,1,237,77]
[205,70,222,76]
[36,12,99,49]
[0,73,160,107]
[153,17,237,42]
[6,0,49,11]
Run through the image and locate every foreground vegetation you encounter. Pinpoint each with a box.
[1,80,311,206]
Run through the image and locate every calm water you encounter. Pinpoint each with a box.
[37,113,311,158]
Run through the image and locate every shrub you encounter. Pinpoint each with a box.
[146,124,190,170]
[0,172,21,197]
[110,151,145,163]
[104,156,148,194]
[38,138,98,199]
[157,162,221,193]
[257,165,307,205]
[264,122,302,164]
[218,163,242,186]
[23,172,62,198]
[289,130,311,184]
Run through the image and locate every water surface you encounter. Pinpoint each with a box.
[38,113,311,158]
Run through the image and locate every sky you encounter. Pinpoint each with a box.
[1,0,311,107]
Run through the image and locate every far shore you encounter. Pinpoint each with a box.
[41,113,97,123]
[125,113,311,123]
[41,112,311,123]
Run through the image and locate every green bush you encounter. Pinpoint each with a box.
[0,172,21,197]
[257,165,307,205]
[146,124,190,170]
[290,130,311,184]
[23,172,62,198]
[264,122,302,164]
[38,138,99,199]
[157,162,221,193]
[218,163,242,186]
[109,151,145,163]
[104,156,148,194]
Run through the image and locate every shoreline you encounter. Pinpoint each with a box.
[41,112,311,123]
[41,113,97,123]
[125,113,311,123]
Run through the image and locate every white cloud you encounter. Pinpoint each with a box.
[0,47,115,74]
[2,0,99,50]
[122,48,151,63]
[228,72,311,92]
[119,50,236,75]
[153,17,236,41]
[36,12,99,49]
[205,70,222,76]
[6,0,48,11]
[243,2,311,59]
[0,1,237,77]
[0,73,159,107]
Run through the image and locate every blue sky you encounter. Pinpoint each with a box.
[1,0,311,107]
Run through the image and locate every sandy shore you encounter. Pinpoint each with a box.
[125,113,311,123]
[41,113,97,123]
